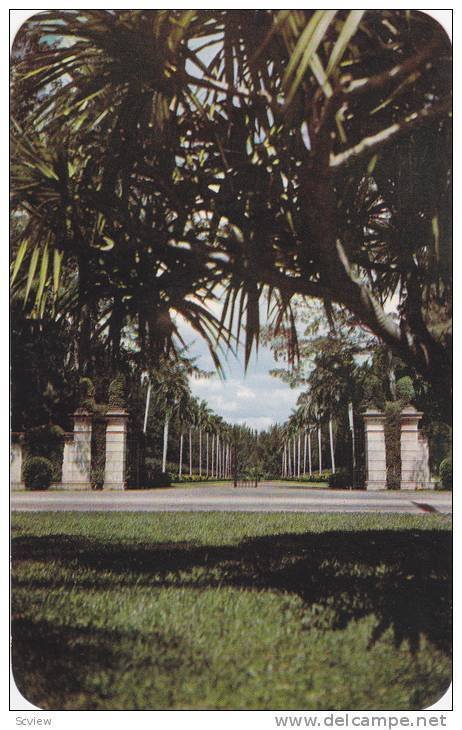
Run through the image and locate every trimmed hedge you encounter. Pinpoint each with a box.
[25,424,65,482]
[439,458,452,490]
[23,456,53,491]
[395,376,416,405]
[284,471,331,483]
[143,466,172,489]
[328,468,352,489]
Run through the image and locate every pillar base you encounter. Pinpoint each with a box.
[365,480,386,491]
[103,481,125,491]
[11,481,25,490]
[58,481,91,490]
[400,481,434,491]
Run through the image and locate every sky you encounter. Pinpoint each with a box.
[179,312,305,432]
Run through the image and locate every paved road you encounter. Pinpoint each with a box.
[11,483,452,514]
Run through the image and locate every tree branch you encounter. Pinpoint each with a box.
[329,99,451,169]
[342,35,444,98]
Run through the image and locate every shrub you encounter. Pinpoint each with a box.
[439,458,452,490]
[23,456,53,490]
[396,376,416,405]
[284,471,331,483]
[142,466,172,489]
[328,468,352,489]
[25,424,65,481]
[361,374,386,410]
[78,376,96,411]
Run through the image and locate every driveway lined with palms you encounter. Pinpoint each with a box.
[11,483,451,514]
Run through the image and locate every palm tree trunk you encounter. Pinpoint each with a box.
[162,415,169,473]
[308,430,312,476]
[199,429,202,477]
[297,433,301,478]
[293,439,296,477]
[143,380,151,434]
[318,426,322,475]
[211,433,215,478]
[179,431,183,478]
[329,418,336,474]
[282,446,285,477]
[287,441,291,476]
[189,427,193,477]
[303,431,307,475]
[206,432,209,477]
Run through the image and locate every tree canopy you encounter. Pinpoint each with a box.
[11,10,452,411]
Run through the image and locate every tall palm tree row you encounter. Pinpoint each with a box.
[140,356,245,480]
[281,395,338,478]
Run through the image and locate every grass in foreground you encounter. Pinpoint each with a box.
[12,512,451,711]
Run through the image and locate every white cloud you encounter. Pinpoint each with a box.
[236,385,256,400]
[234,416,274,431]
[190,371,303,430]
[176,301,305,431]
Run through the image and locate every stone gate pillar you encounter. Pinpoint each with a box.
[400,406,431,489]
[104,409,128,490]
[69,410,92,488]
[364,409,387,490]
[11,436,24,490]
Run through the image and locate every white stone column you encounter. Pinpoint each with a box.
[69,411,92,488]
[61,434,76,489]
[400,406,431,489]
[11,439,24,490]
[364,409,387,490]
[104,409,128,490]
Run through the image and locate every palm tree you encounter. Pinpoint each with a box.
[212,415,224,479]
[318,423,323,476]
[204,414,215,478]
[284,416,299,478]
[281,422,291,478]
[151,359,190,473]
[196,400,212,479]
[220,423,232,480]
[187,398,200,477]
[329,417,336,474]
[177,394,195,479]
[12,11,451,410]
[307,427,312,476]
[296,394,313,477]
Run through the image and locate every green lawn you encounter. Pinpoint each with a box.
[12,512,451,711]
[170,479,329,488]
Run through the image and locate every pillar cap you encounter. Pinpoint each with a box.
[72,409,93,418]
[400,405,423,418]
[106,408,129,417]
[363,408,385,418]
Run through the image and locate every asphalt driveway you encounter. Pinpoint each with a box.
[11,483,452,514]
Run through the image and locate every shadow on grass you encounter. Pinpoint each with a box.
[12,528,452,655]
[11,616,199,710]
